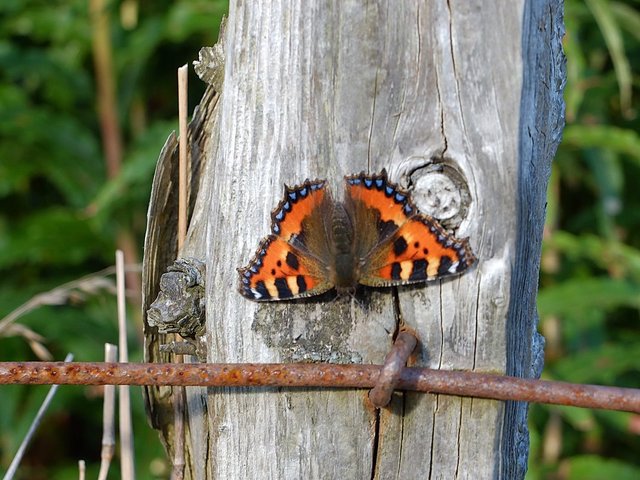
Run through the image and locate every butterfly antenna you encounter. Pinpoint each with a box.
[347,289,367,310]
[327,290,341,305]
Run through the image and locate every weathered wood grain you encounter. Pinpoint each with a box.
[502,1,566,478]
[143,0,564,478]
[142,85,220,479]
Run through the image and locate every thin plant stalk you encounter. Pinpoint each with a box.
[170,63,190,480]
[2,353,74,480]
[98,344,117,480]
[116,251,135,479]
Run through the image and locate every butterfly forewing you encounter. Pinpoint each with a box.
[345,172,415,231]
[344,171,412,272]
[270,179,328,241]
[238,178,334,301]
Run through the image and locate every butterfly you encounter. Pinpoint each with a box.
[238,170,476,301]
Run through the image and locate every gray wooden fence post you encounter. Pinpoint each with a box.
[143,1,564,478]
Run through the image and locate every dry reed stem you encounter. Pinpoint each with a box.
[2,353,73,480]
[98,344,117,480]
[116,251,135,479]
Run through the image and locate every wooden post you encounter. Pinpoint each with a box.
[143,1,564,478]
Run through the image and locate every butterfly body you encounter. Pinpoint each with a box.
[326,204,354,287]
[239,170,476,301]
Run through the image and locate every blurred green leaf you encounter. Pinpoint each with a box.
[0,90,103,206]
[584,148,623,235]
[595,408,637,435]
[553,405,598,433]
[90,120,177,224]
[564,8,588,121]
[526,419,543,479]
[545,231,640,281]
[551,344,640,384]
[562,125,640,166]
[0,208,110,268]
[538,278,640,317]
[562,455,640,480]
[585,0,633,115]
[611,2,640,43]
[165,0,228,42]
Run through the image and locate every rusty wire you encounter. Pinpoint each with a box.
[1,361,639,413]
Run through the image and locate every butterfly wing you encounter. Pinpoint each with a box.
[344,170,476,287]
[238,234,333,300]
[359,215,476,286]
[238,179,334,301]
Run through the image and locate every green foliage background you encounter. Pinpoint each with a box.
[0,1,638,479]
[0,1,226,478]
[528,1,640,478]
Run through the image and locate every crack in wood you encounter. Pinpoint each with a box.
[428,395,439,479]
[454,400,464,478]
[396,393,407,479]
[370,407,381,480]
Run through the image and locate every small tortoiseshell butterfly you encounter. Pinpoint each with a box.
[238,170,476,301]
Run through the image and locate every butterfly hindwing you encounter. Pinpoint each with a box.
[238,178,334,301]
[344,170,476,287]
[359,214,476,286]
[238,235,332,300]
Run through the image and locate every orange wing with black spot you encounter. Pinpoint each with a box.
[344,170,476,287]
[238,179,334,301]
[239,170,477,302]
